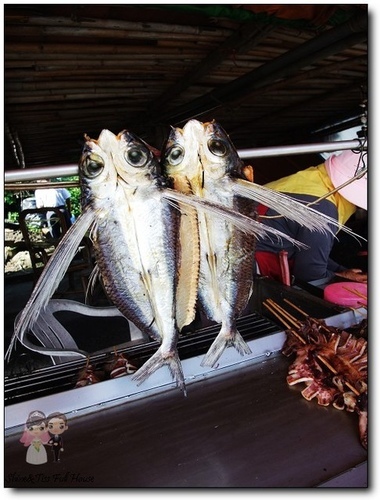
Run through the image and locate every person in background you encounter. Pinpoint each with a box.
[255,148,367,285]
[35,180,72,238]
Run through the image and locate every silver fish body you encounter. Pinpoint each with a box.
[163,119,256,367]
[80,129,184,390]
[162,118,361,368]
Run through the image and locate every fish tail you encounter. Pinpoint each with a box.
[201,326,251,368]
[132,348,187,395]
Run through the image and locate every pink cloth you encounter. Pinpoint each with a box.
[325,149,367,210]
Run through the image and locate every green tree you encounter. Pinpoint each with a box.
[67,184,81,218]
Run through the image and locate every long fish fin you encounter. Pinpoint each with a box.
[85,264,102,304]
[163,189,308,249]
[201,325,251,368]
[5,207,96,361]
[176,205,200,331]
[231,178,364,240]
[132,347,186,395]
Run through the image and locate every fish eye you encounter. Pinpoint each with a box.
[124,147,149,167]
[208,139,228,157]
[165,146,184,166]
[82,153,104,178]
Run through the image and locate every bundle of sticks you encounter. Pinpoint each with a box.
[263,298,368,450]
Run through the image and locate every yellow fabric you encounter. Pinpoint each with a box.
[264,163,356,225]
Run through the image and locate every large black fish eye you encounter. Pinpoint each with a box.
[208,139,228,157]
[124,147,149,167]
[165,146,184,166]
[82,153,104,178]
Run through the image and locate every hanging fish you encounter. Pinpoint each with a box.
[78,129,189,391]
[162,119,257,367]
[6,129,187,391]
[6,128,294,393]
[161,119,358,368]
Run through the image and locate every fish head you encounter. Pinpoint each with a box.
[113,130,165,188]
[79,129,119,207]
[162,120,204,191]
[199,120,244,180]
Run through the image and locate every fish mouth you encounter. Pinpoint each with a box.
[114,169,134,191]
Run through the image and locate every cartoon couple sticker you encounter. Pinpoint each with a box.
[20,411,68,465]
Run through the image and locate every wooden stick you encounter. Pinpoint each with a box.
[263,301,292,330]
[283,298,309,317]
[342,286,367,300]
[263,300,306,345]
[265,298,301,328]
[316,354,338,375]
[263,299,360,396]
[283,298,331,333]
[315,356,360,396]
[349,306,367,317]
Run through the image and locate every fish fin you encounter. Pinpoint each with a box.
[5,207,95,361]
[232,178,364,240]
[85,264,102,303]
[163,189,308,248]
[201,326,252,368]
[232,179,336,233]
[132,348,187,395]
[176,206,200,330]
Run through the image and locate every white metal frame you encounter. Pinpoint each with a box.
[4,139,365,183]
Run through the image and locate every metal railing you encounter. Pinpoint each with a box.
[4,139,366,187]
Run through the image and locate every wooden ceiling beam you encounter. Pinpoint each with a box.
[154,13,367,125]
[149,21,274,112]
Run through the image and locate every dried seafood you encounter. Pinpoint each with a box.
[75,359,104,388]
[105,351,138,379]
[264,299,368,449]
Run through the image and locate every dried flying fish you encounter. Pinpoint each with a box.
[162,119,350,368]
